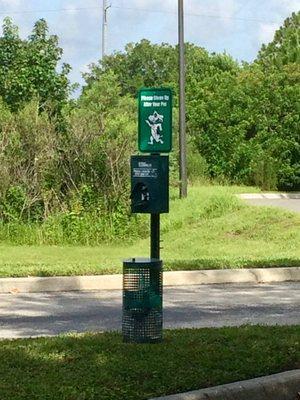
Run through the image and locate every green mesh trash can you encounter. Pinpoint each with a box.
[122,258,163,343]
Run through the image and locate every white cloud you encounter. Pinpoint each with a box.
[80,62,92,75]
[275,0,300,13]
[186,0,239,20]
[256,0,298,47]
[127,0,176,12]
[184,0,240,48]
[0,0,297,90]
[258,22,279,44]
[0,0,21,6]
[129,0,240,21]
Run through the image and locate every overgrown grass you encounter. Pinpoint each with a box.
[0,209,146,246]
[0,185,259,246]
[0,326,299,400]
[0,185,299,278]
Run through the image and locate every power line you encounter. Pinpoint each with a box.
[0,7,100,15]
[0,5,281,25]
[112,6,281,24]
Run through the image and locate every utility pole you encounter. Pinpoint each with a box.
[178,0,187,198]
[102,0,110,59]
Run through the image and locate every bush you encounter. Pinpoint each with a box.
[187,144,209,183]
[0,72,137,226]
[250,152,278,191]
[189,64,299,190]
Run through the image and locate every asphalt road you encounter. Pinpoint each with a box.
[245,198,300,213]
[0,283,299,339]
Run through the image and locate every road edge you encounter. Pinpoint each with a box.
[149,369,300,400]
[239,193,300,199]
[0,267,299,294]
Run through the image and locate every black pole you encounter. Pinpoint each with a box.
[178,0,187,198]
[151,213,160,260]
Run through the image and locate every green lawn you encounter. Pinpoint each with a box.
[0,185,299,278]
[0,326,299,400]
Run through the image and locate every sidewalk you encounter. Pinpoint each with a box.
[239,193,300,199]
[0,267,299,294]
[150,370,300,400]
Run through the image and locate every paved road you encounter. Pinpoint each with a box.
[245,198,300,213]
[0,283,299,339]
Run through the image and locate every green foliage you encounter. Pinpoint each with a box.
[0,18,71,114]
[187,13,300,190]
[84,40,178,97]
[65,71,136,214]
[0,12,299,243]
[189,62,300,190]
[0,186,27,221]
[250,151,278,190]
[1,183,299,280]
[0,71,137,228]
[257,11,300,68]
[83,40,240,192]
[202,193,242,219]
[0,72,141,243]
[84,41,239,104]
[187,149,209,183]
[0,100,59,222]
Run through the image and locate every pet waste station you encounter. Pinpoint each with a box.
[122,88,172,343]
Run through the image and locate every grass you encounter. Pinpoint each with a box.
[0,185,299,278]
[0,326,299,400]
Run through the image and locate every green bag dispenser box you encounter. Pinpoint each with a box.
[131,155,169,214]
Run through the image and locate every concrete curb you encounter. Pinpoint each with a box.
[239,193,300,199]
[0,267,299,294]
[149,370,300,400]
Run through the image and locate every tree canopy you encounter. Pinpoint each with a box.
[257,11,300,68]
[83,21,299,190]
[0,11,299,231]
[84,40,238,101]
[0,18,71,113]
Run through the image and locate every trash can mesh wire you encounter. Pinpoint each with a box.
[122,259,162,343]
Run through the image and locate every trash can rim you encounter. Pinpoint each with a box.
[123,257,161,264]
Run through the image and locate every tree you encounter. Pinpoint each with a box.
[84,39,177,97]
[189,62,300,190]
[0,18,71,113]
[257,11,300,68]
[65,71,136,207]
[83,40,238,102]
[0,71,137,223]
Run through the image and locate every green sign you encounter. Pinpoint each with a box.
[138,88,172,153]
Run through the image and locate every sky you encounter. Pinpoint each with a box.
[0,0,299,92]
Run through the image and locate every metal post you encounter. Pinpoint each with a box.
[151,214,160,260]
[178,0,187,198]
[102,0,109,58]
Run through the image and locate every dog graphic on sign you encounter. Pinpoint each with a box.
[146,111,164,145]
